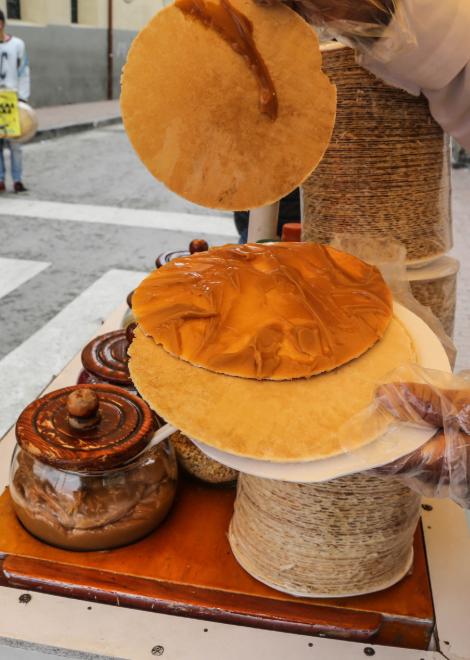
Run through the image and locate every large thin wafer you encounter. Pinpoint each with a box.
[121,0,336,210]
[129,318,415,462]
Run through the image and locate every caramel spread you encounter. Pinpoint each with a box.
[11,446,177,551]
[133,243,393,381]
[176,0,278,120]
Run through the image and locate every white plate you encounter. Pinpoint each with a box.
[192,302,451,483]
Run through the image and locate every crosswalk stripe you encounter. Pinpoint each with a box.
[0,268,146,439]
[0,199,237,238]
[0,257,50,300]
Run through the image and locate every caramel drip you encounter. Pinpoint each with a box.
[176,0,278,120]
[133,243,393,381]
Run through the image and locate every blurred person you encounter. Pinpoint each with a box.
[235,188,301,243]
[0,9,30,193]
[452,138,470,169]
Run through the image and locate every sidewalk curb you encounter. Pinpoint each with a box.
[33,116,122,143]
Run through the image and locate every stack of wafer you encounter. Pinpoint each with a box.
[301,43,458,336]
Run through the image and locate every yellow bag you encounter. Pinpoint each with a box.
[0,90,21,138]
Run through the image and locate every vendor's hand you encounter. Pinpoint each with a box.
[376,382,470,434]
[372,382,470,507]
[256,0,395,27]
[373,429,447,480]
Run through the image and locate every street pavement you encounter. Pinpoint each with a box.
[0,123,469,438]
[12,123,229,213]
[36,99,121,135]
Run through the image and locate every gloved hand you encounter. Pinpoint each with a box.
[257,0,416,64]
[376,382,470,431]
[371,381,470,508]
[256,0,396,32]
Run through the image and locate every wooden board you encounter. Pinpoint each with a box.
[0,477,433,650]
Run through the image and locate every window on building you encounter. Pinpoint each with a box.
[7,0,21,20]
[71,0,78,24]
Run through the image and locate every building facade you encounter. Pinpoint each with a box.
[0,0,164,106]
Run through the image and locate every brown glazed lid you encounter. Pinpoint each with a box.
[156,238,209,268]
[16,384,155,471]
[156,248,189,268]
[81,330,132,386]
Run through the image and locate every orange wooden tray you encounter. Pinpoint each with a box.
[0,475,434,650]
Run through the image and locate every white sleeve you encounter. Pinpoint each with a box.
[424,67,470,151]
[17,39,30,101]
[357,0,470,149]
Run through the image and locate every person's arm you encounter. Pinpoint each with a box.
[261,0,470,150]
[358,0,470,151]
[258,0,396,30]
[17,39,30,102]
[291,0,395,26]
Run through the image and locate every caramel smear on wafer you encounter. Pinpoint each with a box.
[133,243,393,381]
[176,0,278,119]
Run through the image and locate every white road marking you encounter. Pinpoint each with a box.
[0,199,237,237]
[0,269,146,438]
[0,257,50,299]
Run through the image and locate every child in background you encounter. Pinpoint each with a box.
[0,9,31,193]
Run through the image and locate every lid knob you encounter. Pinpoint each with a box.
[126,290,134,309]
[126,322,137,345]
[189,239,209,254]
[67,388,101,430]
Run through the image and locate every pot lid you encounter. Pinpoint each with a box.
[16,384,155,471]
[81,330,132,386]
[155,239,209,268]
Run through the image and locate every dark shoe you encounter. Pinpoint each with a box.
[0,181,5,192]
[14,181,27,193]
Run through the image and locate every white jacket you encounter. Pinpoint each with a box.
[0,35,30,101]
[358,0,470,149]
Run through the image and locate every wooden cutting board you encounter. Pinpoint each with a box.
[0,474,433,650]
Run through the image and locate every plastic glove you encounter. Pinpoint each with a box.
[284,0,392,26]
[256,0,415,62]
[257,0,396,33]
[371,381,470,508]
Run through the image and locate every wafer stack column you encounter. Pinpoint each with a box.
[407,257,460,338]
[301,43,458,336]
[229,473,421,598]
